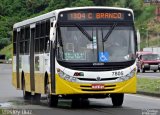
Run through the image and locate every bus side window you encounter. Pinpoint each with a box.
[45,20,50,53]
[24,26,30,54]
[13,30,17,55]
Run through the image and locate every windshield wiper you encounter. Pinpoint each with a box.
[75,24,93,41]
[103,23,117,42]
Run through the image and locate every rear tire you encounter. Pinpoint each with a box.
[32,93,41,104]
[154,70,157,72]
[22,79,31,100]
[45,79,58,107]
[111,93,124,107]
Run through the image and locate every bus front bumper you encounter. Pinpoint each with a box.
[55,74,137,95]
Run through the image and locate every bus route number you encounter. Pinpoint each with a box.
[112,71,123,76]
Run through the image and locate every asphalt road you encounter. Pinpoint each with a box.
[137,71,160,79]
[0,64,160,115]
[0,64,22,102]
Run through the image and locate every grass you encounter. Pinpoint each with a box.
[137,78,160,93]
[0,109,2,115]
[0,44,12,60]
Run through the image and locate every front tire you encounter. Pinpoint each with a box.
[111,93,124,107]
[71,98,81,108]
[48,94,58,107]
[45,80,58,107]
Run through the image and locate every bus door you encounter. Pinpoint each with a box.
[16,28,20,89]
[30,24,36,92]
[50,18,56,93]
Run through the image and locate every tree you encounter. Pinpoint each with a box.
[71,0,94,6]
[0,38,10,49]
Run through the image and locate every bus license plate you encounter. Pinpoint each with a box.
[92,84,104,89]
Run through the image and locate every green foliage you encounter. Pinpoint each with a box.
[46,0,68,11]
[71,0,94,7]
[0,44,12,59]
[136,5,156,25]
[0,38,10,49]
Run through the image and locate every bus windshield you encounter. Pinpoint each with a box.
[56,24,135,63]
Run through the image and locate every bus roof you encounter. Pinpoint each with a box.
[13,7,133,29]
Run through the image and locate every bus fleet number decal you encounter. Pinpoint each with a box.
[112,71,123,76]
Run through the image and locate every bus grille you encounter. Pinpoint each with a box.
[78,77,118,81]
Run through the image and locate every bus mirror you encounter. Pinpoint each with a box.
[50,24,56,42]
[50,27,56,41]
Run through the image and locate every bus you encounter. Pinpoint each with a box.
[12,7,137,107]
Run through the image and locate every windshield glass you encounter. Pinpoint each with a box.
[142,54,160,60]
[56,24,135,63]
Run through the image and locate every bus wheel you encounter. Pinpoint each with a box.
[81,98,89,107]
[111,93,124,107]
[71,98,81,108]
[48,95,58,107]
[22,79,31,100]
[46,83,58,107]
[32,93,41,104]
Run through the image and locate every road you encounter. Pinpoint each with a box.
[0,64,22,102]
[0,64,160,115]
[137,71,160,79]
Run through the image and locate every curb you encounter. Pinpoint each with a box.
[137,91,160,98]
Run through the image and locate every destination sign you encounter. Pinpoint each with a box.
[68,12,124,21]
[58,9,133,22]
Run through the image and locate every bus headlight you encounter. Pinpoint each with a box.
[116,68,136,82]
[57,69,77,82]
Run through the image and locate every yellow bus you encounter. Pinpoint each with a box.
[12,7,137,107]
